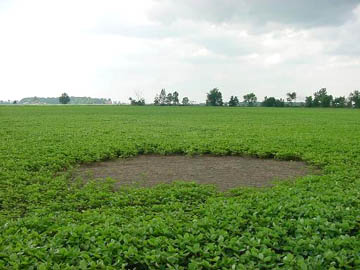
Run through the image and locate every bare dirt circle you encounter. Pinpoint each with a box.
[72,155,317,191]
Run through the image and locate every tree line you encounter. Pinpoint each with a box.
[304,88,360,108]
[129,89,191,106]
[205,88,360,108]
[128,88,360,108]
[2,89,359,107]
[5,89,358,107]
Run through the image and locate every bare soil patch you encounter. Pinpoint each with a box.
[73,155,317,191]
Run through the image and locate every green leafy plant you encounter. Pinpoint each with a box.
[0,105,359,269]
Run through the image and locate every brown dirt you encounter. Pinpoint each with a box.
[72,155,317,191]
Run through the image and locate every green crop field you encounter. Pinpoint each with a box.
[1,105,360,269]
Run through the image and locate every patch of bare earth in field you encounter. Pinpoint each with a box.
[73,155,317,191]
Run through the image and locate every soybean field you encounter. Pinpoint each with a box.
[0,105,360,269]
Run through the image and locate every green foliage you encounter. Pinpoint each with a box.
[173,91,180,105]
[243,93,257,107]
[228,96,240,107]
[305,96,313,107]
[154,89,167,105]
[305,88,334,108]
[166,93,173,105]
[286,92,297,105]
[262,96,285,107]
[206,88,223,106]
[182,97,190,106]
[349,90,360,108]
[332,96,347,108]
[313,88,333,107]
[1,106,360,269]
[154,89,180,106]
[129,97,145,106]
[59,93,71,104]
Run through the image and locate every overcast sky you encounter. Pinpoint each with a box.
[1,0,360,102]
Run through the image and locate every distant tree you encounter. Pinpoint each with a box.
[129,91,145,105]
[346,99,353,108]
[349,90,360,108]
[262,96,285,107]
[129,97,145,106]
[243,92,257,107]
[286,92,297,106]
[33,96,40,103]
[59,93,70,104]
[313,88,333,107]
[166,93,173,105]
[154,89,181,106]
[182,97,190,106]
[13,100,17,104]
[228,96,240,107]
[305,96,313,107]
[312,97,320,107]
[153,89,167,105]
[153,95,160,105]
[262,96,275,107]
[206,88,223,106]
[332,96,346,108]
[159,89,167,105]
[172,91,179,105]
[277,98,285,107]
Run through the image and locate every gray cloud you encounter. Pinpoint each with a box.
[150,0,360,28]
[308,8,360,57]
[94,1,360,59]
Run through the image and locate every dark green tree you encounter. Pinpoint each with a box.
[154,89,167,105]
[166,93,173,105]
[349,90,360,108]
[206,88,223,106]
[159,89,167,105]
[154,90,181,106]
[59,93,70,104]
[228,96,240,107]
[313,88,333,107]
[262,96,285,107]
[154,95,160,105]
[332,96,346,108]
[276,98,285,107]
[129,97,145,106]
[182,97,190,106]
[305,96,313,107]
[243,93,257,107]
[172,91,179,105]
[286,92,297,106]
